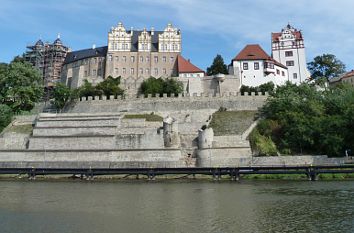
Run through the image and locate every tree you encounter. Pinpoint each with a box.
[252,82,354,156]
[0,104,13,133]
[95,76,124,97]
[140,77,183,96]
[1,60,43,112]
[307,54,346,81]
[52,83,72,110]
[206,54,228,75]
[77,80,102,98]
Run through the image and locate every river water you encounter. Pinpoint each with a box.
[0,180,353,233]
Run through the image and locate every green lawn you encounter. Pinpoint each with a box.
[123,114,163,122]
[2,124,33,134]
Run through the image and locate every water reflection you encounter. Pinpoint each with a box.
[0,180,353,233]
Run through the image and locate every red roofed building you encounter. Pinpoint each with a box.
[272,24,310,83]
[176,55,205,78]
[329,70,354,87]
[229,44,289,87]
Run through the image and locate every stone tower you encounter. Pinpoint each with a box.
[271,24,310,84]
[163,116,180,148]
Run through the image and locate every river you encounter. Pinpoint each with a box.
[0,180,353,233]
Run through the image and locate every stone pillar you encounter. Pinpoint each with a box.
[163,116,180,148]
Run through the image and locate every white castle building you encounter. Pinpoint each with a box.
[272,24,310,84]
[229,24,310,87]
[229,44,289,87]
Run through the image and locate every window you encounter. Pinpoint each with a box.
[93,58,97,64]
[146,56,150,62]
[285,51,293,57]
[146,68,150,74]
[131,56,135,62]
[163,68,167,74]
[130,68,134,75]
[154,68,158,75]
[154,56,158,63]
[109,55,112,61]
[276,69,280,75]
[163,56,166,62]
[254,62,259,70]
[98,69,102,76]
[140,68,143,75]
[282,71,285,76]
[123,56,126,62]
[140,56,143,62]
[286,60,295,66]
[115,56,119,61]
[115,68,118,74]
[123,68,126,74]
[293,73,298,79]
[93,69,97,76]
[84,70,88,77]
[170,57,174,63]
[243,62,248,70]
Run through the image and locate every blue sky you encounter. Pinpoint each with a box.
[0,0,353,71]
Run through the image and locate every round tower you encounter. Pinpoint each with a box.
[163,116,180,148]
[198,127,214,149]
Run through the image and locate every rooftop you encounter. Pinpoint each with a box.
[177,55,205,74]
[64,46,108,64]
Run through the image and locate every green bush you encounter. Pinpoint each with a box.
[0,104,13,133]
[249,129,278,156]
[140,77,183,96]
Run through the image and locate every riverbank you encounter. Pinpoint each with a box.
[1,172,354,181]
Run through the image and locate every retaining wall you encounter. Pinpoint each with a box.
[68,92,268,113]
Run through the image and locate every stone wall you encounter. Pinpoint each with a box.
[197,153,346,167]
[0,149,187,168]
[68,92,268,113]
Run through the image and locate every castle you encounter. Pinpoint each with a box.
[27,23,309,95]
[229,24,310,86]
[25,35,71,88]
[60,22,206,95]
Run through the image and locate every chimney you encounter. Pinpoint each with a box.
[131,27,134,36]
[151,27,154,35]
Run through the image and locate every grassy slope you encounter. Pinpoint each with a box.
[123,114,163,122]
[208,111,258,136]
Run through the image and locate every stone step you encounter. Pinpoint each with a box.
[35,119,120,128]
[28,136,116,150]
[32,126,118,137]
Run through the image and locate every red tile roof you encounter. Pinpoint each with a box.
[177,55,204,74]
[342,70,354,79]
[233,44,269,61]
[232,44,287,69]
[272,30,303,42]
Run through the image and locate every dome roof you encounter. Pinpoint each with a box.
[54,37,62,45]
[35,39,44,47]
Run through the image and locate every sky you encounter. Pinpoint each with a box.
[0,0,353,71]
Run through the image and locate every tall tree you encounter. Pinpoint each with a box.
[52,83,72,110]
[95,76,124,97]
[307,54,346,81]
[206,54,228,75]
[1,60,43,112]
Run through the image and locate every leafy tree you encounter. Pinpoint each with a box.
[307,54,346,81]
[0,104,13,133]
[252,82,354,157]
[162,78,184,96]
[240,82,275,94]
[95,76,124,97]
[77,80,102,97]
[140,77,183,96]
[206,54,228,75]
[52,83,72,110]
[1,60,43,112]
